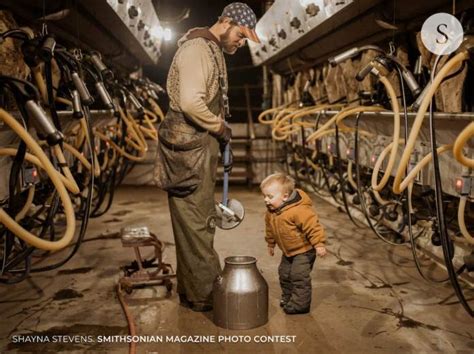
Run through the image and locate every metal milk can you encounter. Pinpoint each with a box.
[213,256,268,329]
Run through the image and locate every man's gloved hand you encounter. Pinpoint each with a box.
[220,143,233,174]
[217,121,232,145]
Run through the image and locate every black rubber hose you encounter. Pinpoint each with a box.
[428,64,473,315]
[44,59,62,131]
[334,124,365,228]
[304,112,331,198]
[0,250,31,284]
[394,65,448,282]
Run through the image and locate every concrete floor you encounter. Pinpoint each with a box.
[0,185,473,353]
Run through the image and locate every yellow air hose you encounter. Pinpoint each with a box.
[258,102,295,124]
[271,106,316,140]
[371,140,404,205]
[94,130,146,162]
[121,108,148,151]
[458,196,474,245]
[79,118,101,177]
[32,66,48,103]
[400,144,453,193]
[55,97,73,106]
[144,109,158,123]
[37,140,81,194]
[0,109,76,251]
[306,105,384,144]
[138,113,158,141]
[0,148,80,192]
[93,107,148,161]
[52,145,81,194]
[271,107,299,126]
[451,121,474,245]
[272,104,346,141]
[75,120,86,148]
[15,185,35,222]
[393,51,470,194]
[32,63,73,106]
[370,76,401,192]
[62,142,98,177]
[100,148,109,171]
[453,122,474,168]
[147,98,165,123]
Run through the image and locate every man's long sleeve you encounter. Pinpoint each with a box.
[177,44,224,134]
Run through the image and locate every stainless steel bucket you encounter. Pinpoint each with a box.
[213,256,268,329]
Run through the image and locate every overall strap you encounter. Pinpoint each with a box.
[205,41,231,120]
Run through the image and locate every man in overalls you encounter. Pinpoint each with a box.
[155,3,260,311]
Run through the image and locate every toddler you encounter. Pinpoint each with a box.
[260,173,326,314]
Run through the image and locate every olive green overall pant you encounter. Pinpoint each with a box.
[279,248,316,311]
[168,95,222,304]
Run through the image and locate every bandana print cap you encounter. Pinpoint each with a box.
[221,2,260,43]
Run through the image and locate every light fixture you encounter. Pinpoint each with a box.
[151,25,163,39]
[255,26,267,42]
[163,28,172,41]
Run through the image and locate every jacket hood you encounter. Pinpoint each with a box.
[273,189,313,214]
[177,27,221,48]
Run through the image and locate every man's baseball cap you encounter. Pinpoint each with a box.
[221,2,260,43]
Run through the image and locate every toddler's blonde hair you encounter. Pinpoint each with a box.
[260,173,295,195]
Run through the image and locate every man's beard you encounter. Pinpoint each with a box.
[220,26,238,55]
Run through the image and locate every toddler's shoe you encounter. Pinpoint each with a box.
[179,294,212,312]
[283,305,310,315]
[178,294,192,308]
